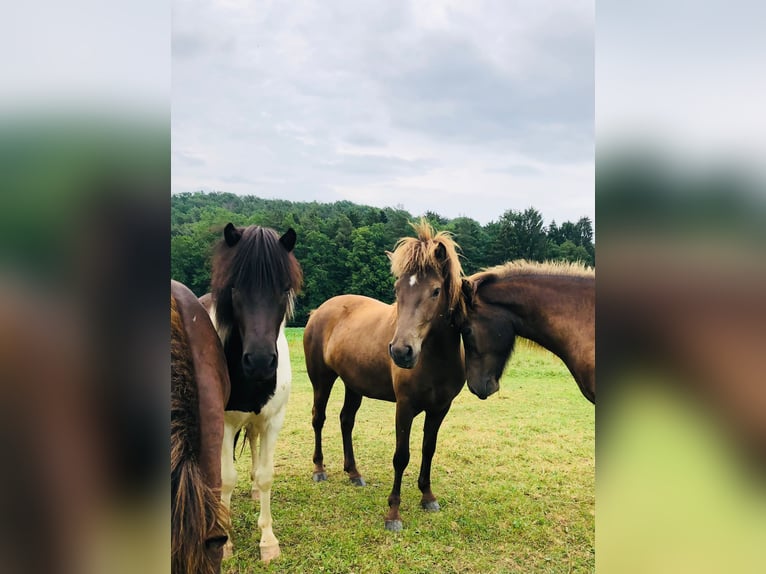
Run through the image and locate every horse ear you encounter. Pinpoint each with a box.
[434,242,447,262]
[461,278,474,307]
[224,223,242,247]
[385,250,394,261]
[279,228,297,252]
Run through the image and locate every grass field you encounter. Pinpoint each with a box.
[224,328,594,573]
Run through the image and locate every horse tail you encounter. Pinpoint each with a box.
[171,295,229,574]
[232,426,249,461]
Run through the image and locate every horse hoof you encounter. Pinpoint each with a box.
[312,471,327,482]
[385,519,403,532]
[260,542,281,563]
[421,500,440,512]
[350,476,366,487]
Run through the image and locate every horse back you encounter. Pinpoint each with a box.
[304,294,397,401]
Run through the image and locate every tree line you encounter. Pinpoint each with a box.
[171,191,595,326]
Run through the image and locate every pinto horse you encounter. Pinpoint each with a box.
[461,260,595,403]
[304,220,466,531]
[171,280,230,574]
[200,224,302,563]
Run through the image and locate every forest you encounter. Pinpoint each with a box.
[171,191,595,325]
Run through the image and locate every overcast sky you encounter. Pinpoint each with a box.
[172,0,593,226]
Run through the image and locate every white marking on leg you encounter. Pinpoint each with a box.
[220,419,238,558]
[256,420,282,562]
[249,424,260,500]
[220,421,238,510]
[409,274,418,286]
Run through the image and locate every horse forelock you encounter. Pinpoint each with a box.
[210,226,303,338]
[389,218,467,323]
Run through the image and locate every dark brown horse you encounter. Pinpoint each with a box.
[461,260,595,403]
[304,220,466,531]
[202,224,302,563]
[171,279,230,574]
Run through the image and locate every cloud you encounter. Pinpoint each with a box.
[172,0,594,225]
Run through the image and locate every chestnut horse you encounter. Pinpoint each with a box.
[461,260,595,403]
[200,224,302,563]
[171,279,230,574]
[304,220,466,531]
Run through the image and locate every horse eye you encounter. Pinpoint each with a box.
[432,288,441,298]
[205,534,228,550]
[463,326,472,336]
[283,286,291,294]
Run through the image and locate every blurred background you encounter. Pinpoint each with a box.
[1,1,169,573]
[596,1,766,572]
[1,1,765,572]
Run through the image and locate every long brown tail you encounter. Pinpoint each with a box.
[171,295,229,574]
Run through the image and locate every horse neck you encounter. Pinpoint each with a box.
[485,274,594,359]
[221,324,243,378]
[421,309,462,355]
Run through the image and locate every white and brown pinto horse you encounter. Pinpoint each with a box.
[304,220,467,531]
[461,260,595,403]
[199,224,302,563]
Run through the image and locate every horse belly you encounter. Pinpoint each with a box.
[330,357,395,402]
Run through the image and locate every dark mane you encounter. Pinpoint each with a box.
[210,226,303,342]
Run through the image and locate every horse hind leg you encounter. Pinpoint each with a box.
[418,406,450,513]
[310,370,336,482]
[340,388,365,486]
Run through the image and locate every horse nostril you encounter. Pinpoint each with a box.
[242,353,254,369]
[405,345,413,358]
[268,353,277,369]
[388,343,393,354]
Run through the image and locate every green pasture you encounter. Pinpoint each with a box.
[224,328,594,573]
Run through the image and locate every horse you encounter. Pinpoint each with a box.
[200,223,302,563]
[171,279,230,574]
[460,260,595,404]
[304,220,466,531]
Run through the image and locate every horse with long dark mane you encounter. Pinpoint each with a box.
[200,223,302,563]
[461,260,595,403]
[171,280,230,574]
[304,220,466,531]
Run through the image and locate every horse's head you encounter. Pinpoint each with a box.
[212,223,302,382]
[460,276,515,399]
[387,220,465,369]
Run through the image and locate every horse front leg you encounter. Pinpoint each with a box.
[418,405,450,512]
[340,388,365,486]
[254,415,285,564]
[220,418,238,559]
[247,423,260,500]
[385,401,415,531]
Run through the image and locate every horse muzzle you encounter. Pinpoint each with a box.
[467,376,499,400]
[242,350,278,380]
[388,342,418,369]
